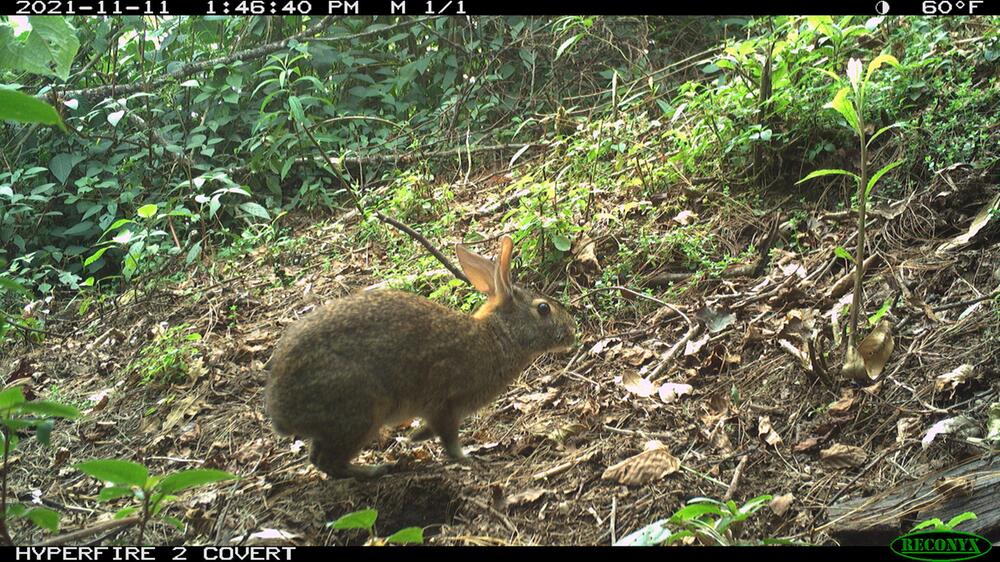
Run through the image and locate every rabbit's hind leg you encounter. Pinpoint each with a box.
[309,418,389,480]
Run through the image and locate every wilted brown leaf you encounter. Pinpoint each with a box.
[621,372,656,398]
[858,320,894,379]
[658,382,693,403]
[601,442,680,486]
[828,390,856,416]
[934,364,978,393]
[769,494,796,516]
[819,443,867,468]
[507,488,550,507]
[758,416,783,447]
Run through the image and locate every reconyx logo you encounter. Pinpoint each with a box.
[890,530,992,561]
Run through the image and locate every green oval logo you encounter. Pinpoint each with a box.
[890,530,992,562]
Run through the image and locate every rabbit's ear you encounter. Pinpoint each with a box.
[494,236,514,302]
[456,244,497,295]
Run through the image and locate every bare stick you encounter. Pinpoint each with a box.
[375,212,470,285]
[723,455,749,502]
[35,516,142,546]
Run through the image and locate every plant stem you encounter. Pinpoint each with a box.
[847,102,868,349]
[138,493,150,545]
[0,426,13,545]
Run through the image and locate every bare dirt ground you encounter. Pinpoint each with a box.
[5,165,998,546]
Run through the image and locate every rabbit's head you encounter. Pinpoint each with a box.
[456,236,576,355]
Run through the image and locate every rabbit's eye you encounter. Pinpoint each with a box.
[537,302,551,316]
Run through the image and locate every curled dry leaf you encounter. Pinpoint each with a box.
[934,364,978,393]
[601,443,680,486]
[621,372,656,398]
[235,528,300,546]
[697,306,736,333]
[512,387,560,414]
[769,494,796,516]
[819,443,868,468]
[758,416,783,447]
[658,382,693,403]
[987,402,1000,443]
[792,437,823,453]
[828,390,856,416]
[857,320,894,379]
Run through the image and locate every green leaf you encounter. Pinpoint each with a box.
[238,202,271,221]
[868,296,893,326]
[137,204,158,219]
[796,168,860,185]
[35,419,53,445]
[74,459,149,487]
[50,153,82,183]
[17,400,81,418]
[98,485,136,502]
[615,519,672,546]
[945,512,977,529]
[25,17,80,81]
[0,88,64,129]
[288,95,305,123]
[0,387,26,410]
[84,246,111,267]
[114,506,139,519]
[865,54,900,82]
[0,277,29,296]
[161,514,186,531]
[866,160,904,198]
[826,87,860,133]
[834,246,855,263]
[385,527,424,545]
[550,233,572,252]
[156,469,237,495]
[670,503,725,522]
[328,508,378,531]
[866,122,906,148]
[25,507,60,532]
[5,503,27,518]
[555,33,583,60]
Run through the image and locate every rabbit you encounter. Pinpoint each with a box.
[265,235,576,479]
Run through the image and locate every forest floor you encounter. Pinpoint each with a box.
[5,161,999,546]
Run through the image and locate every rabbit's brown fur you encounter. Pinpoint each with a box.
[265,236,576,479]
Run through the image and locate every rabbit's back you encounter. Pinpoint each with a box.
[265,290,504,438]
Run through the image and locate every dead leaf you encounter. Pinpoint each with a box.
[828,390,856,415]
[621,372,656,398]
[621,346,655,366]
[769,494,796,516]
[658,382,693,403]
[934,364,978,393]
[571,235,601,273]
[601,443,680,486]
[506,488,549,507]
[758,416,783,447]
[589,337,621,356]
[161,394,204,432]
[896,417,921,444]
[792,437,822,453]
[697,306,736,333]
[238,528,300,546]
[857,320,894,379]
[819,444,867,468]
[684,333,710,356]
[512,387,560,414]
[937,192,1000,252]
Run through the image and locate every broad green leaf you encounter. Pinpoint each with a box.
[328,508,377,531]
[17,400,81,418]
[49,153,82,183]
[114,506,139,519]
[156,469,237,495]
[866,54,900,81]
[137,204,158,219]
[239,202,271,221]
[866,160,904,197]
[826,87,859,133]
[24,507,59,532]
[868,296,893,326]
[796,168,859,185]
[26,17,80,80]
[0,88,64,129]
[551,233,572,252]
[63,222,93,237]
[670,503,725,521]
[5,503,27,518]
[161,514,185,531]
[35,419,54,445]
[834,246,855,263]
[75,459,149,487]
[0,387,26,410]
[385,527,424,545]
[615,519,672,546]
[945,512,977,529]
[98,485,136,502]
